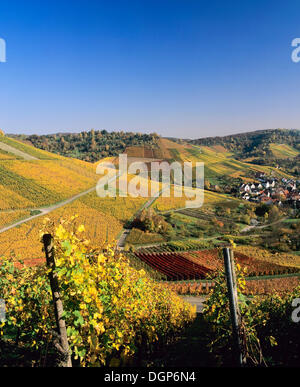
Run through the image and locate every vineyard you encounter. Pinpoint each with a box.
[0,164,64,210]
[0,192,151,263]
[269,143,300,159]
[157,139,295,185]
[153,188,240,212]
[134,251,212,280]
[164,276,300,296]
[131,246,299,282]
[0,149,20,160]
[0,135,298,299]
[0,136,101,212]
[0,210,30,229]
[125,145,164,159]
[5,160,96,196]
[236,245,300,269]
[0,219,196,367]
[78,190,147,223]
[0,160,99,210]
[136,239,214,253]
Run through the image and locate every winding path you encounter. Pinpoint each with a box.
[116,188,165,249]
[241,217,287,233]
[0,141,38,160]
[0,173,121,234]
[0,186,96,234]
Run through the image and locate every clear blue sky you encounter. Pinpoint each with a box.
[0,0,299,138]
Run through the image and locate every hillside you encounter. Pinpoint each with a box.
[4,131,298,188]
[9,129,299,179]
[0,130,299,368]
[160,136,296,185]
[0,135,98,210]
[0,135,151,262]
[0,131,299,262]
[186,129,300,160]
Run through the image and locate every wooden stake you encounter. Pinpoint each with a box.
[223,247,245,366]
[43,234,72,367]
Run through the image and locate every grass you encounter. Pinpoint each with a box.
[282,218,300,224]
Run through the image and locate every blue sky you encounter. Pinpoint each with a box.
[0,0,299,138]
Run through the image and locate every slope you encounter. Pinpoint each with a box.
[0,136,98,210]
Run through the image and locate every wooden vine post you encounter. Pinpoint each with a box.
[222,247,246,367]
[43,234,72,367]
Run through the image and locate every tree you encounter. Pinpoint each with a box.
[242,215,251,225]
[204,179,211,190]
[132,208,170,235]
[255,204,269,217]
[268,205,280,223]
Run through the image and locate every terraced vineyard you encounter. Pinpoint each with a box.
[269,143,300,159]
[133,247,299,281]
[162,140,296,182]
[125,145,164,159]
[134,251,212,280]
[0,138,99,211]
[177,207,235,223]
[0,190,150,264]
[153,188,235,212]
[0,133,299,294]
[0,210,30,229]
[165,275,300,296]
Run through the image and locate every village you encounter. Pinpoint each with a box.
[239,172,300,208]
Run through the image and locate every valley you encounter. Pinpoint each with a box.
[0,128,299,367]
[0,130,299,278]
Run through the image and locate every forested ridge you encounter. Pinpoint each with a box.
[9,130,159,162]
[186,129,300,159]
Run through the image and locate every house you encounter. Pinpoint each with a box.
[239,174,299,209]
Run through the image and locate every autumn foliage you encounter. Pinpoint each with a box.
[0,217,196,366]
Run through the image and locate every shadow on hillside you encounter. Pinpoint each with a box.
[1,317,216,367]
[144,315,216,367]
[0,340,58,367]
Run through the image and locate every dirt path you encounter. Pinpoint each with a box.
[0,141,38,160]
[0,173,121,234]
[181,296,207,313]
[117,188,165,249]
[0,186,97,234]
[241,217,287,233]
[0,171,163,237]
[117,229,131,249]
